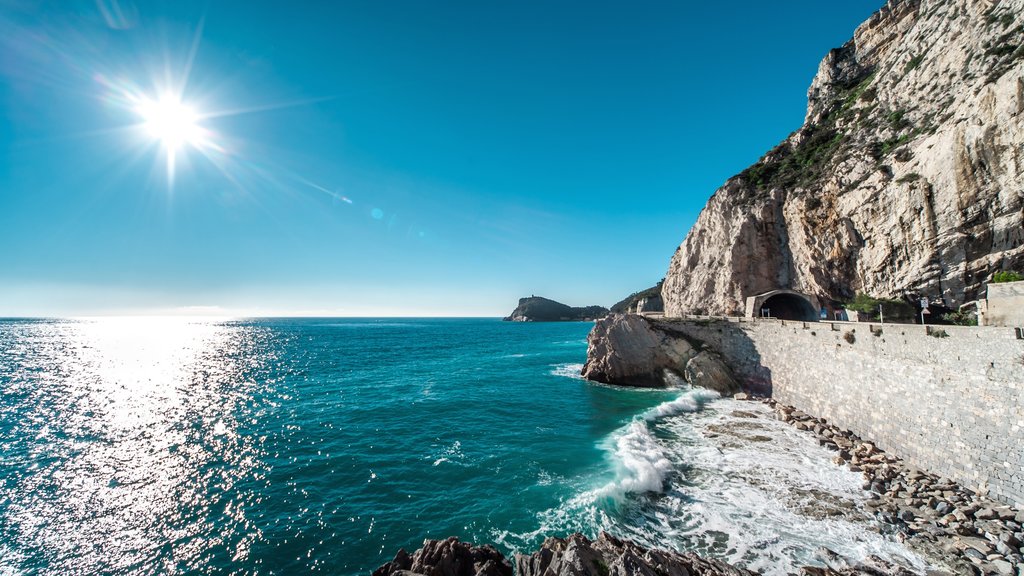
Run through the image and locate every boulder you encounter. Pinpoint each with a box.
[684,351,742,395]
[372,537,511,576]
[581,314,696,387]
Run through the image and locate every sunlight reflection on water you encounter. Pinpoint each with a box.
[0,318,275,574]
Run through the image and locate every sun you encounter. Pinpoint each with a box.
[130,92,214,186]
[136,95,202,150]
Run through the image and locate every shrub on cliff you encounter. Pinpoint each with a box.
[992,270,1023,283]
[941,310,978,326]
[844,293,914,320]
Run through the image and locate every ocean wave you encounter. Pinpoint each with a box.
[596,420,673,499]
[549,363,584,380]
[641,387,719,421]
[595,388,718,501]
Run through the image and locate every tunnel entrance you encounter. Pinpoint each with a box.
[745,290,820,321]
[761,293,818,321]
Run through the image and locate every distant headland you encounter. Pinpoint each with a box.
[502,296,608,322]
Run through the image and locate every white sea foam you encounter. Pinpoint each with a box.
[430,440,465,466]
[641,388,719,421]
[497,397,937,575]
[549,363,585,380]
[594,388,718,500]
[663,369,687,388]
[596,421,673,499]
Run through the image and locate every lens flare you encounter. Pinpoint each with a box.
[136,95,202,149]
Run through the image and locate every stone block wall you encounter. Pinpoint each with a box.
[657,318,1024,506]
[982,281,1024,327]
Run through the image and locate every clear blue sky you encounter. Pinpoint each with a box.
[0,0,881,316]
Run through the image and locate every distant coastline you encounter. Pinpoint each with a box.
[502,296,608,322]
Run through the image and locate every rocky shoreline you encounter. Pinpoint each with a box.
[373,394,1024,576]
[765,396,1024,576]
[372,530,950,576]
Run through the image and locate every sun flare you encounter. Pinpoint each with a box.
[136,95,202,150]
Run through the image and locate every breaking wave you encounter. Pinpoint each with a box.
[549,363,585,380]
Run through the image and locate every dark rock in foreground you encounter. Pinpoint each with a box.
[374,532,754,576]
[503,296,609,322]
[516,532,755,576]
[372,537,511,576]
[374,532,937,576]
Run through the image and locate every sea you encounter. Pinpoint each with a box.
[0,317,933,575]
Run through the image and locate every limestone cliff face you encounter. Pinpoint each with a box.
[664,0,1024,316]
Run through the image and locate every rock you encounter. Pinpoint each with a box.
[504,296,608,322]
[991,559,1015,575]
[662,0,1024,316]
[963,547,986,561]
[581,314,695,386]
[610,281,665,315]
[582,314,741,394]
[513,532,757,576]
[768,397,1024,573]
[733,392,750,401]
[372,537,512,576]
[962,537,995,556]
[684,351,742,395]
[977,508,999,521]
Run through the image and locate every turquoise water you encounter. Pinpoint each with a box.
[0,317,932,575]
[0,318,678,575]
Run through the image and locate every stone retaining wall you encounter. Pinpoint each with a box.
[655,317,1024,507]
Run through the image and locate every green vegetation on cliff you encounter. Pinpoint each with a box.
[992,270,1023,283]
[610,281,664,314]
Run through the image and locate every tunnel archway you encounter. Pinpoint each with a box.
[761,293,818,321]
[745,290,820,321]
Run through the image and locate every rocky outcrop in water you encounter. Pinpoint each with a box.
[770,398,1024,576]
[503,297,609,322]
[663,0,1024,316]
[515,532,755,576]
[372,537,511,576]
[581,314,741,394]
[374,533,755,576]
[374,532,939,576]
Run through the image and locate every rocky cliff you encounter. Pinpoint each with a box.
[663,0,1024,316]
[609,281,665,314]
[503,296,609,322]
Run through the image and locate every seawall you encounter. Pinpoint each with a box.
[637,316,1024,507]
